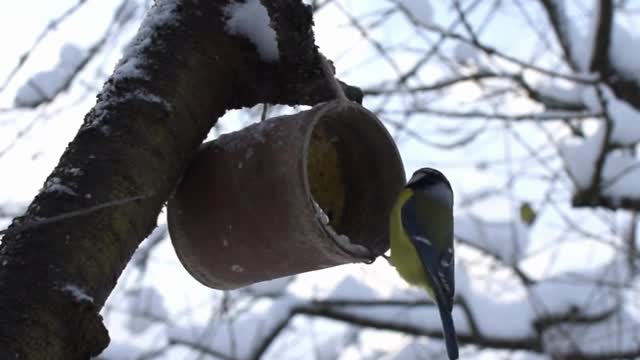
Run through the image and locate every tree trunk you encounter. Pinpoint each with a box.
[0,1,359,358]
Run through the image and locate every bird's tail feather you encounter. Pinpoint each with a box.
[436,297,459,360]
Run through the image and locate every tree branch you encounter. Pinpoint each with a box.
[0,0,357,358]
[538,0,579,71]
[589,0,614,73]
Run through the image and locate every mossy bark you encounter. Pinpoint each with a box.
[0,0,361,359]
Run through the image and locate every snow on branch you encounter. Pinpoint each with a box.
[456,215,530,266]
[559,85,640,208]
[14,44,88,108]
[141,263,637,359]
[224,0,279,62]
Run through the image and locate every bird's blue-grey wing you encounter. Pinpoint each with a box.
[401,196,455,309]
[402,196,459,359]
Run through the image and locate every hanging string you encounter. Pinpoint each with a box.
[0,194,151,236]
[319,53,349,104]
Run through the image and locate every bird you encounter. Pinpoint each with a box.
[390,167,458,359]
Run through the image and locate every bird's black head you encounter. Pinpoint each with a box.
[406,167,453,206]
[406,168,451,189]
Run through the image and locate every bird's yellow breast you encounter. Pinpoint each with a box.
[389,189,431,291]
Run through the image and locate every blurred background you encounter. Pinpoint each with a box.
[1,0,639,359]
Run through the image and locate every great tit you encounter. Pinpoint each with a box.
[390,167,458,359]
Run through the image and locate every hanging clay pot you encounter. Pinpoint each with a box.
[168,100,405,289]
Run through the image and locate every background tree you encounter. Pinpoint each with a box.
[1,0,640,359]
